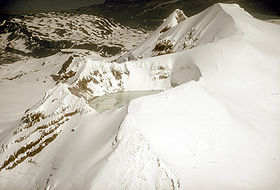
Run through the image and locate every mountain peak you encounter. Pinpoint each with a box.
[156,8,187,34]
[117,3,256,62]
[208,3,252,18]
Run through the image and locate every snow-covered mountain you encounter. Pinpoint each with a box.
[0,12,149,64]
[117,4,252,61]
[79,0,280,29]
[1,3,280,190]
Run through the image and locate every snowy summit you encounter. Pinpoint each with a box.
[0,3,280,190]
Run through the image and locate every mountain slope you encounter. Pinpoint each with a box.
[0,3,280,190]
[117,3,252,62]
[78,0,280,29]
[0,12,148,64]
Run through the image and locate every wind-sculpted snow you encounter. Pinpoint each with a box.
[0,84,92,171]
[0,12,149,64]
[49,51,198,100]
[0,50,195,189]
[1,3,280,190]
[117,4,243,62]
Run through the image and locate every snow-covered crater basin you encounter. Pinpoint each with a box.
[89,90,162,112]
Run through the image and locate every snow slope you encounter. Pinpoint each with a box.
[117,3,260,62]
[0,3,280,190]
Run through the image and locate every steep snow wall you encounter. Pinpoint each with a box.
[60,55,201,100]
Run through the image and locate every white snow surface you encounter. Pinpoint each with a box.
[0,3,280,190]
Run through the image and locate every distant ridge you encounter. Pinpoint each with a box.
[77,0,280,29]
